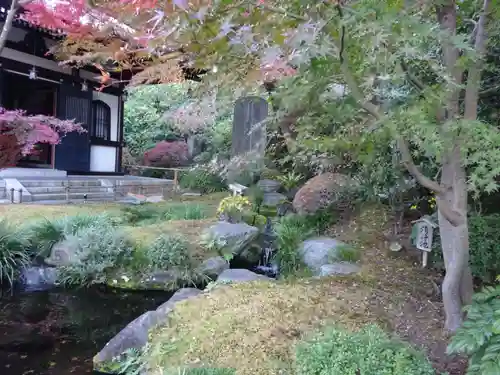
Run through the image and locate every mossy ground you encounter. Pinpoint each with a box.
[144,203,465,375]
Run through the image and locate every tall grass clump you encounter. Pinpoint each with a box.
[23,214,117,257]
[179,167,225,194]
[296,325,435,375]
[163,203,208,221]
[146,234,191,268]
[56,225,134,287]
[140,234,210,288]
[274,214,313,277]
[0,220,30,286]
[122,203,209,225]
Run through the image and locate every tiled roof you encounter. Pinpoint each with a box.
[0,6,65,38]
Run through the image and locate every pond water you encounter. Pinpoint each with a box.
[0,286,172,375]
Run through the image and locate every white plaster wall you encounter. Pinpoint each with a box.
[90,145,116,172]
[92,90,119,141]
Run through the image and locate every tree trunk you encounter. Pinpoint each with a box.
[437,152,472,332]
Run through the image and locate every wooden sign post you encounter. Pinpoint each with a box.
[412,216,438,268]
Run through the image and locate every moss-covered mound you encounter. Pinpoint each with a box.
[144,277,388,375]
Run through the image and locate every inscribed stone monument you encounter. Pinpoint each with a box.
[231,96,268,159]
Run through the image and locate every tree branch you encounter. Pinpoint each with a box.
[400,60,425,91]
[397,137,445,194]
[463,0,491,120]
[332,5,445,195]
[437,195,466,226]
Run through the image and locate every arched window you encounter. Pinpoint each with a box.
[92,100,111,140]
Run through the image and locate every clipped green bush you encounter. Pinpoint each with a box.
[429,213,500,284]
[447,284,500,375]
[296,325,435,375]
[259,168,282,180]
[179,167,225,194]
[241,211,267,231]
[468,214,500,284]
[0,220,30,286]
[56,225,135,286]
[145,234,191,269]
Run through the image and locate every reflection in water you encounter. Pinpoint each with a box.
[0,286,172,375]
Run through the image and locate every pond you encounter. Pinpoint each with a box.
[0,285,172,375]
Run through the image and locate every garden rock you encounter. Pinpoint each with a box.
[205,222,259,257]
[196,256,229,279]
[292,173,351,214]
[20,266,58,292]
[45,240,83,267]
[93,288,201,370]
[126,192,148,204]
[141,270,181,289]
[145,195,164,203]
[156,288,201,315]
[262,192,287,207]
[93,310,160,371]
[299,237,348,271]
[216,269,273,283]
[257,179,281,193]
[318,262,361,277]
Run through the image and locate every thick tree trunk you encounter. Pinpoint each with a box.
[437,152,472,332]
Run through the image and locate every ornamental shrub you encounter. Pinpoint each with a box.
[468,214,500,284]
[447,284,500,375]
[56,225,135,286]
[143,140,190,168]
[145,234,191,269]
[0,107,84,168]
[429,213,500,284]
[0,134,21,167]
[296,325,435,375]
[179,166,225,194]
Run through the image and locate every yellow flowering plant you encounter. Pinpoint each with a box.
[409,195,436,211]
[217,196,252,223]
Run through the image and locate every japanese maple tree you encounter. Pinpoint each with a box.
[24,0,500,334]
[0,108,85,168]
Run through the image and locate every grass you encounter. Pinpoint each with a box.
[0,220,30,286]
[0,193,226,287]
[142,203,459,375]
[0,192,226,225]
[121,202,212,226]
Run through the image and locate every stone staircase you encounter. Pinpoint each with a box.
[0,180,5,200]
[1,176,175,204]
[19,179,114,203]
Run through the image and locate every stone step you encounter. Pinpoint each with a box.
[27,186,111,194]
[29,192,115,202]
[0,181,5,199]
[19,180,102,188]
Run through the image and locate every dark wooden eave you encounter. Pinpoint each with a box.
[0,0,207,84]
